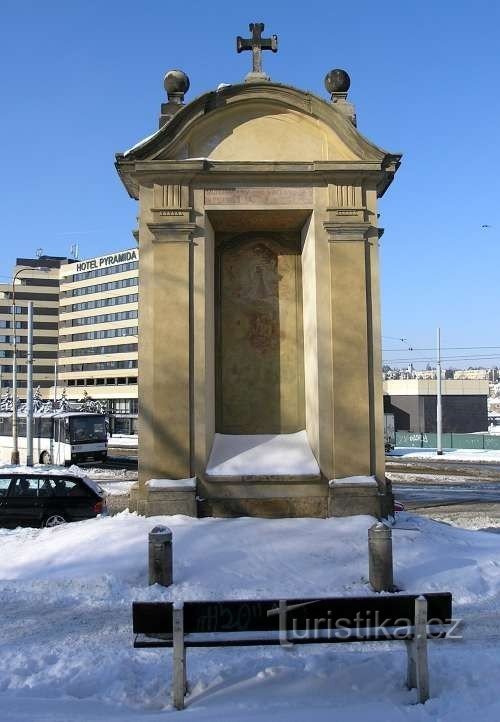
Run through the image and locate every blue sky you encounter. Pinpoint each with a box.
[1,0,499,368]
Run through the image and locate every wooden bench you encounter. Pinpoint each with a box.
[132,592,452,709]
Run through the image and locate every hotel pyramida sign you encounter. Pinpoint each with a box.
[75,248,138,273]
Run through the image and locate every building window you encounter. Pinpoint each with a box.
[60,309,138,328]
[59,360,137,372]
[65,293,138,313]
[0,335,22,344]
[60,276,138,298]
[70,326,138,342]
[64,376,138,387]
[59,342,138,358]
[107,399,137,415]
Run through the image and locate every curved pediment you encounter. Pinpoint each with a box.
[121,82,392,165]
[164,101,359,162]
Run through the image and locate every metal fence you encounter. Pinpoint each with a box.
[395,431,500,450]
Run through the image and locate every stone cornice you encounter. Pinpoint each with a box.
[323,221,378,242]
[147,221,198,243]
[116,159,397,200]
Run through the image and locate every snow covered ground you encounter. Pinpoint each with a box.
[428,511,500,531]
[2,512,500,720]
[391,447,500,463]
[101,480,136,496]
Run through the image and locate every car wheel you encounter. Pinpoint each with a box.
[44,514,67,528]
[40,451,52,464]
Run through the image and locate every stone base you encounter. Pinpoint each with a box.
[129,479,197,517]
[128,481,141,513]
[328,478,393,518]
[127,475,394,519]
[198,474,327,518]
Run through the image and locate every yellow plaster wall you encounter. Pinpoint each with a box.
[172,103,359,162]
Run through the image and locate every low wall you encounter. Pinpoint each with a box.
[395,431,500,450]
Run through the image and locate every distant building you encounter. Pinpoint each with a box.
[0,255,71,392]
[58,249,138,434]
[384,379,489,433]
[414,369,439,380]
[453,369,489,381]
[0,249,138,434]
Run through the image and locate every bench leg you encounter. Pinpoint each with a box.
[414,596,429,704]
[173,606,186,710]
[278,599,293,648]
[405,640,417,690]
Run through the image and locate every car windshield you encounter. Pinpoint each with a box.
[69,416,107,443]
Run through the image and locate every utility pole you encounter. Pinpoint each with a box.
[26,302,34,466]
[436,327,443,456]
[53,361,58,406]
[11,272,21,464]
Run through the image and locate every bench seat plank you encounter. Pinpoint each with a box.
[134,626,449,648]
[133,593,452,637]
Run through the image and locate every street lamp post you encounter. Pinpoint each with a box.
[10,266,49,464]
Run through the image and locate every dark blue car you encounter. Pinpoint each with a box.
[0,470,107,527]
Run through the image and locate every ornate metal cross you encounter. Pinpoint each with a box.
[237,22,278,80]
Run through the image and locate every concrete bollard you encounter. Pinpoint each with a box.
[148,525,173,587]
[368,522,394,592]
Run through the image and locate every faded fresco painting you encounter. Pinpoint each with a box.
[216,235,305,434]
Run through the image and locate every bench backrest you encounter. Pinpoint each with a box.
[133,593,452,636]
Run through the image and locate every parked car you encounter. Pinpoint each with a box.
[0,470,107,528]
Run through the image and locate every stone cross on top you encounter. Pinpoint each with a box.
[237,22,278,82]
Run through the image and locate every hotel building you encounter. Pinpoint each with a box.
[0,255,66,392]
[58,248,139,434]
[0,248,139,434]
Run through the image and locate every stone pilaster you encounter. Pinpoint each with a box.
[323,212,378,483]
[138,183,197,493]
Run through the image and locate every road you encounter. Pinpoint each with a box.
[391,476,500,504]
[386,456,500,478]
[387,457,500,526]
[89,449,500,525]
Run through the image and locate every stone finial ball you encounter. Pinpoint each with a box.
[164,69,190,95]
[324,68,351,94]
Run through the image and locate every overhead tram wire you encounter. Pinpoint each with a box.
[382,339,500,367]
[383,355,500,364]
[383,352,500,359]
[382,345,500,352]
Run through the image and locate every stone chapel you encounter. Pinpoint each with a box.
[115,23,401,518]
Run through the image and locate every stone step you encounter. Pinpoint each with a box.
[198,474,328,518]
